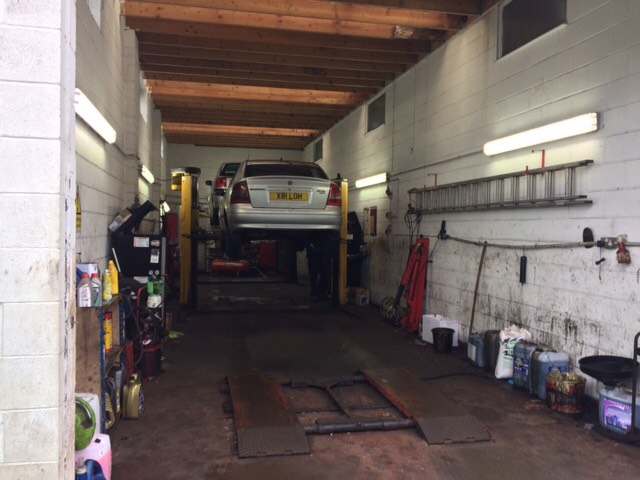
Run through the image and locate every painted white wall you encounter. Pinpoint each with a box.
[306,0,640,395]
[1,0,167,475]
[0,0,76,477]
[76,0,164,269]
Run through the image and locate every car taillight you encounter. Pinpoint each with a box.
[230,181,251,204]
[214,176,227,189]
[327,182,342,207]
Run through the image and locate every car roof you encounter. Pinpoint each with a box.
[244,159,319,166]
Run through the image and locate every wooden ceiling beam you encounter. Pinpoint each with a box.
[158,106,342,123]
[138,44,406,74]
[164,134,309,150]
[162,122,320,138]
[152,97,354,116]
[125,18,432,53]
[144,72,380,95]
[147,80,369,106]
[136,32,419,65]
[130,0,463,30]
[160,113,337,130]
[122,1,444,39]
[139,54,396,82]
[332,1,482,16]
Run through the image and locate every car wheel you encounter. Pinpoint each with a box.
[211,207,220,227]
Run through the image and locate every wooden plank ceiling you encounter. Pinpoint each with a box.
[121,0,499,150]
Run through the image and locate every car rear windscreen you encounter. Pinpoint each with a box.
[245,163,328,179]
[221,163,240,176]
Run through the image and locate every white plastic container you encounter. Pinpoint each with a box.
[421,314,459,347]
[76,392,101,434]
[75,433,112,480]
[599,385,640,434]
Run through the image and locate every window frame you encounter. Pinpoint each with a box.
[498,0,567,59]
[366,93,386,133]
[313,138,323,162]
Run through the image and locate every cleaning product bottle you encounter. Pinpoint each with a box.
[104,312,113,353]
[78,274,92,308]
[102,270,112,302]
[90,273,102,307]
[108,260,119,295]
[147,273,156,295]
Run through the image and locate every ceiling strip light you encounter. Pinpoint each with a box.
[483,112,599,156]
[140,164,155,184]
[74,88,117,144]
[354,172,388,189]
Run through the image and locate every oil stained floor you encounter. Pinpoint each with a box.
[111,280,640,479]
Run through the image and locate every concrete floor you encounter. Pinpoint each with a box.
[111,279,640,479]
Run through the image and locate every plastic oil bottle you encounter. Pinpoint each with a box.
[77,274,92,308]
[90,273,102,307]
[108,260,119,295]
[102,270,112,302]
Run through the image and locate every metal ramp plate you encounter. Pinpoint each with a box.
[228,373,310,458]
[363,368,490,445]
[416,415,491,445]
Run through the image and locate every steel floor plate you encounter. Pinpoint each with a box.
[363,368,490,445]
[227,373,310,458]
[416,415,491,445]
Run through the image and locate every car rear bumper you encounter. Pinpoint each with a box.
[226,205,341,233]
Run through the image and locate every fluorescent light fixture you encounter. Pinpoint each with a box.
[483,112,598,156]
[354,172,388,189]
[74,88,117,144]
[140,164,155,184]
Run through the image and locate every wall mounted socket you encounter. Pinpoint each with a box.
[600,237,618,249]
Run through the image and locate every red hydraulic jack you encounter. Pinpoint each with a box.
[395,238,430,333]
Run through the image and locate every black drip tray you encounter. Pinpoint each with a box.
[579,355,637,386]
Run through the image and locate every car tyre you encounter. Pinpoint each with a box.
[211,207,220,227]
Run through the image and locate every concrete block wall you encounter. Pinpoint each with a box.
[0,1,76,478]
[76,0,164,267]
[306,0,640,394]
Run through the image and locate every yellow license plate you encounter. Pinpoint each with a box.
[270,192,309,202]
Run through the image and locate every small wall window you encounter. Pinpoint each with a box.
[367,94,385,133]
[87,0,102,27]
[500,0,566,57]
[139,72,148,124]
[313,138,323,162]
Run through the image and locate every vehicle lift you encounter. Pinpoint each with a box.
[171,167,201,309]
[171,171,350,310]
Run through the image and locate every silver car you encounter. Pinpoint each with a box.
[219,160,342,253]
[208,162,240,226]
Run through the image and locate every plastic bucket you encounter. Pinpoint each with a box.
[432,328,454,353]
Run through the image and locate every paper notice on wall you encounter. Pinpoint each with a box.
[363,208,370,236]
[133,237,150,248]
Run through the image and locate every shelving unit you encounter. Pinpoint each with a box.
[77,294,125,433]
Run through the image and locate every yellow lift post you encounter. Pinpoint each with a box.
[171,167,201,308]
[339,179,349,305]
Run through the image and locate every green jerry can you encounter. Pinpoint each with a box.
[122,372,144,419]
